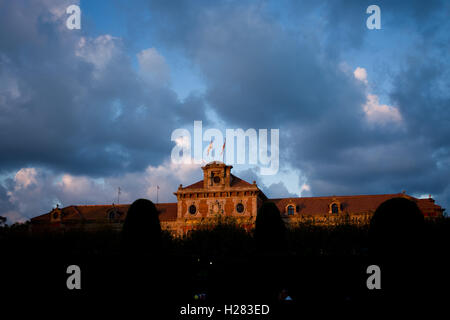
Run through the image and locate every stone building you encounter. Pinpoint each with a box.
[31,161,444,236]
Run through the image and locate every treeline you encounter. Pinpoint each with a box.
[1,215,447,258]
[1,199,448,309]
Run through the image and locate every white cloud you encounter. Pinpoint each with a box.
[57,174,105,196]
[354,67,402,125]
[13,168,38,189]
[137,48,171,85]
[76,35,120,72]
[353,67,368,85]
[1,161,204,223]
[7,167,45,216]
[300,183,311,193]
[363,93,402,124]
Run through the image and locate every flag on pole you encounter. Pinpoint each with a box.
[220,139,226,155]
[206,139,214,156]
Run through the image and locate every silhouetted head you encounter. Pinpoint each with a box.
[369,197,424,259]
[122,198,161,254]
[255,202,286,252]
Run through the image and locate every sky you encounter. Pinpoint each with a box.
[0,0,449,223]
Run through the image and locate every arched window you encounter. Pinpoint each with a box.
[236,203,244,213]
[331,203,339,214]
[109,211,115,221]
[287,205,295,215]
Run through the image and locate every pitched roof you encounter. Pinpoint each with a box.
[155,203,178,221]
[183,180,204,189]
[31,193,443,225]
[271,193,443,216]
[31,202,178,223]
[182,174,253,190]
[230,174,253,187]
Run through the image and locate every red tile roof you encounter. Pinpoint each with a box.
[155,203,178,221]
[183,180,204,189]
[230,174,253,187]
[183,174,253,190]
[30,192,442,227]
[271,193,443,217]
[31,202,178,223]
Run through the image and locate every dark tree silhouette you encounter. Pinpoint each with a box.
[122,198,162,255]
[369,197,424,259]
[254,202,286,252]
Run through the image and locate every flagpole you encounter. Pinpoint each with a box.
[207,138,213,160]
[221,138,226,163]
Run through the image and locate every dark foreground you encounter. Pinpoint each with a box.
[1,220,448,317]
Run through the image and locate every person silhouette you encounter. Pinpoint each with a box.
[369,197,426,304]
[254,202,286,253]
[122,198,162,255]
[120,198,164,302]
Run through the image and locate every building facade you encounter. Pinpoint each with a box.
[31,161,444,236]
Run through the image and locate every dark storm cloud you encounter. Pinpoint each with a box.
[0,0,206,177]
[143,0,450,210]
[1,0,449,222]
[145,0,366,128]
[388,50,450,197]
[280,0,445,59]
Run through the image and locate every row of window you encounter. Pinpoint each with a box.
[188,203,245,215]
[106,203,341,220]
[186,204,341,216]
[180,191,256,198]
[285,203,340,215]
